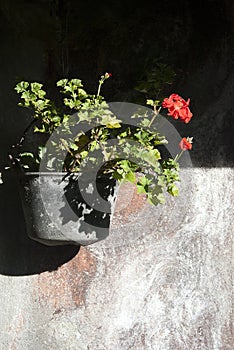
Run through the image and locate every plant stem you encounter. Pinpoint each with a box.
[97,80,103,97]
[148,106,161,128]
[94,134,109,161]
[69,139,92,172]
[60,138,73,156]
[174,150,184,162]
[69,157,80,172]
[9,118,38,165]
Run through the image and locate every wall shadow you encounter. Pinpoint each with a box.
[0,170,80,276]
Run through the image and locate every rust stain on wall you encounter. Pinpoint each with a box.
[113,182,147,225]
[34,247,97,311]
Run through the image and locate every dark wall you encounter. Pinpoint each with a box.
[0,0,233,166]
[0,0,233,275]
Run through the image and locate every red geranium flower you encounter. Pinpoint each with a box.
[179,137,193,151]
[162,93,193,123]
[105,72,112,78]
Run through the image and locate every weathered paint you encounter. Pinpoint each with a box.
[0,168,233,349]
[35,248,97,310]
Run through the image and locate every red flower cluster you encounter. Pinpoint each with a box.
[162,93,193,123]
[179,137,193,151]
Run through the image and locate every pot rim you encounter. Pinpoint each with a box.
[20,171,116,179]
[23,172,77,176]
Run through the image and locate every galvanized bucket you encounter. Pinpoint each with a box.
[19,172,118,246]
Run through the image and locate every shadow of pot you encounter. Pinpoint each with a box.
[18,172,118,246]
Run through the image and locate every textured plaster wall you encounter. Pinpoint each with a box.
[0,1,233,349]
[0,168,233,349]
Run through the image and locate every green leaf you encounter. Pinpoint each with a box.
[167,184,179,196]
[80,150,88,158]
[57,79,68,87]
[77,88,87,97]
[137,175,151,187]
[101,114,122,128]
[19,152,35,158]
[119,160,131,172]
[140,118,151,127]
[31,82,43,93]
[34,125,46,133]
[15,81,29,93]
[35,99,47,109]
[146,99,154,106]
[70,79,83,87]
[38,90,46,98]
[106,122,121,128]
[38,146,47,160]
[50,115,61,123]
[147,185,165,205]
[113,171,123,181]
[47,157,57,170]
[137,184,147,194]
[141,148,161,167]
[125,171,136,183]
[157,192,165,204]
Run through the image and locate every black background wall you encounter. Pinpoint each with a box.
[0,0,233,167]
[0,0,233,275]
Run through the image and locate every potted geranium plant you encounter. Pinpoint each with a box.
[4,73,193,246]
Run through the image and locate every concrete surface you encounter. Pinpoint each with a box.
[0,167,233,350]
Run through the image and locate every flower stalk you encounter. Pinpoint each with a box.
[97,72,112,97]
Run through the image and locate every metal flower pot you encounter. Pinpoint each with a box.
[18,172,117,246]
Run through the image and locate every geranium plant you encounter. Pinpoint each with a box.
[6,73,193,206]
